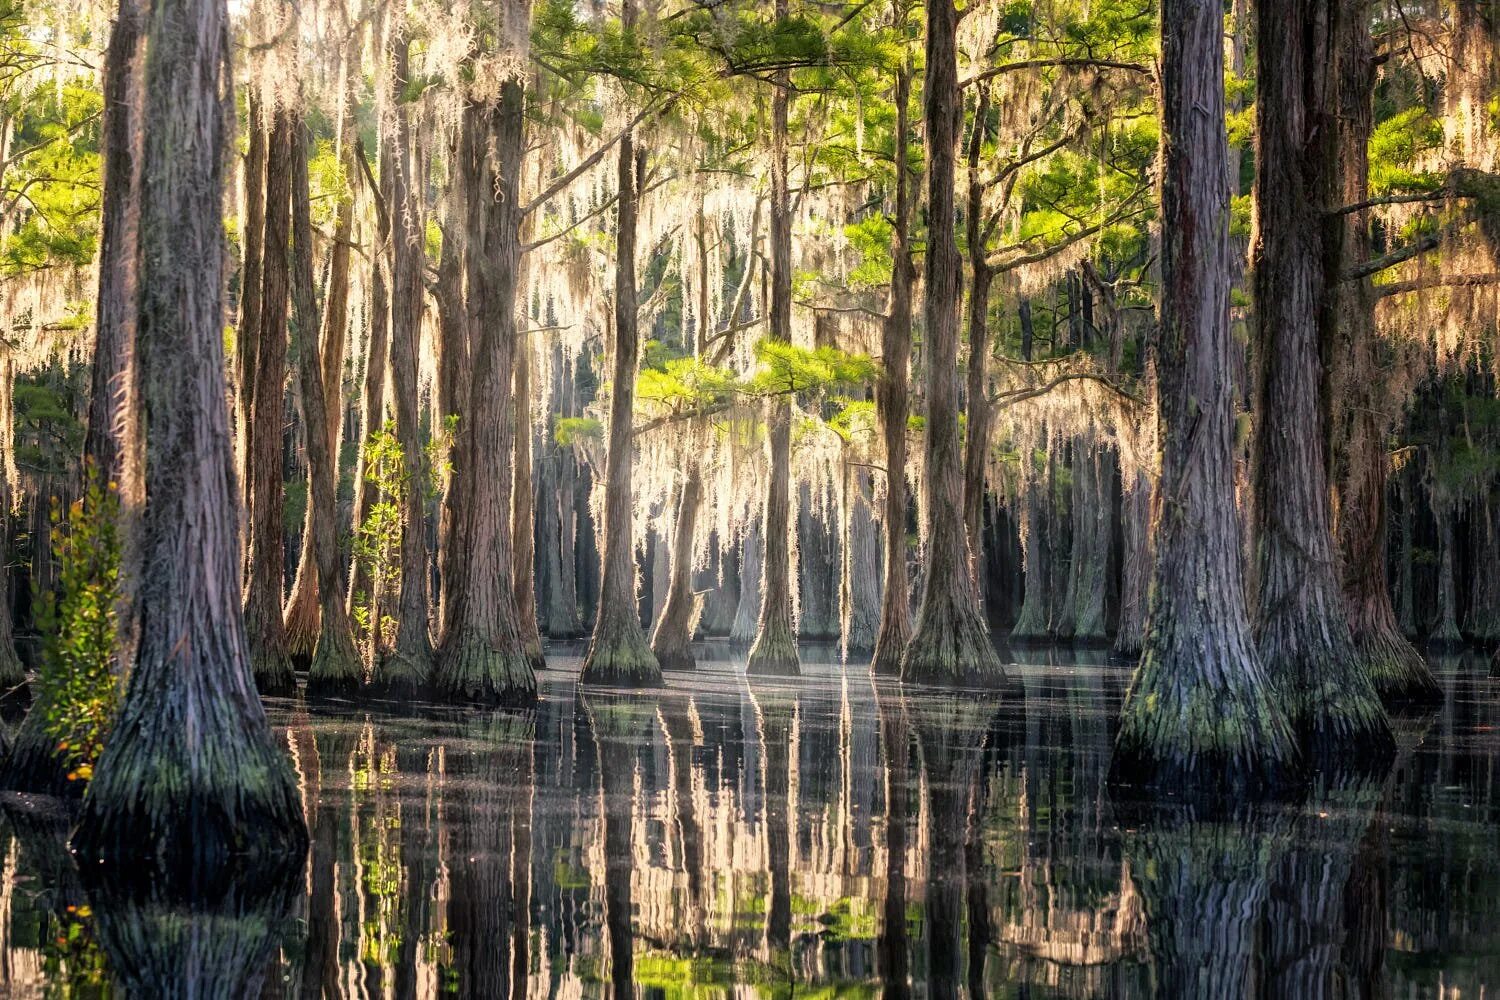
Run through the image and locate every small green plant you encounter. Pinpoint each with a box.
[36,466,123,784]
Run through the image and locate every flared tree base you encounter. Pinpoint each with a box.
[1111,642,1301,803]
[1355,622,1441,708]
[250,647,296,697]
[370,641,434,699]
[72,718,308,875]
[903,589,1005,688]
[0,647,27,700]
[305,627,363,698]
[1261,621,1395,764]
[433,627,537,705]
[0,707,79,798]
[869,617,909,678]
[747,621,800,677]
[652,633,695,672]
[582,613,662,688]
[282,592,319,671]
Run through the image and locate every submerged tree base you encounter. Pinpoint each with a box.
[651,631,695,672]
[902,591,1006,688]
[1261,622,1395,764]
[433,627,537,705]
[250,648,296,697]
[1111,639,1301,802]
[304,628,363,698]
[747,621,800,677]
[0,707,79,798]
[582,613,663,688]
[1356,622,1441,707]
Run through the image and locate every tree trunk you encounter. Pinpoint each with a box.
[433,87,536,706]
[582,0,660,686]
[747,5,801,678]
[541,342,582,637]
[1010,479,1051,641]
[512,341,545,671]
[285,133,355,666]
[1252,0,1393,757]
[902,0,1006,686]
[841,468,881,657]
[237,97,267,526]
[379,35,435,688]
[697,533,738,638]
[796,482,837,641]
[1429,503,1463,649]
[732,517,763,644]
[1073,446,1112,642]
[1114,467,1153,656]
[244,110,295,696]
[962,84,994,593]
[651,466,702,670]
[73,0,307,868]
[1056,444,1085,640]
[435,121,472,630]
[1110,0,1298,797]
[289,124,362,695]
[871,53,915,678]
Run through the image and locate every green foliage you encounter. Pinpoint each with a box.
[36,468,123,784]
[554,415,603,446]
[746,339,878,397]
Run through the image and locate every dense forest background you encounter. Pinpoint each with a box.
[0,0,1498,794]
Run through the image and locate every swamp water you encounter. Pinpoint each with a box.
[1,645,1498,997]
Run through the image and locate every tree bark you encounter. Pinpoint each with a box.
[962,84,994,594]
[582,0,661,686]
[650,465,702,670]
[1429,503,1464,649]
[747,0,801,678]
[379,34,435,688]
[1252,0,1393,758]
[902,0,1006,686]
[732,517,763,644]
[841,467,882,656]
[73,0,307,868]
[237,97,266,526]
[285,129,355,666]
[1114,466,1153,656]
[244,109,295,695]
[1010,478,1051,641]
[870,53,914,678]
[433,86,536,706]
[435,122,471,630]
[512,340,545,671]
[1110,0,1298,797]
[289,124,362,695]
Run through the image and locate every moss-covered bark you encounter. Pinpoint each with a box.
[1111,0,1300,799]
[901,0,1006,689]
[0,706,77,798]
[72,0,307,869]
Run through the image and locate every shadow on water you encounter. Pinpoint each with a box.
[0,647,1497,996]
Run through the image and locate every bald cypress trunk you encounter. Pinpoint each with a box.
[433,86,536,706]
[747,5,801,678]
[842,468,881,656]
[73,0,307,867]
[380,35,435,688]
[244,110,295,696]
[732,517,764,644]
[513,344,545,672]
[1110,0,1298,796]
[1327,0,1440,705]
[901,0,1005,687]
[962,85,994,595]
[346,178,391,621]
[650,466,702,671]
[1252,0,1393,757]
[1114,467,1153,656]
[290,124,362,695]
[285,134,355,666]
[1010,480,1051,641]
[237,99,266,524]
[871,56,914,678]
[1430,504,1463,649]
[582,0,660,686]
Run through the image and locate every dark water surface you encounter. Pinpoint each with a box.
[3,646,1499,997]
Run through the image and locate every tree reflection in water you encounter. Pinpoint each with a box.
[1,652,1498,996]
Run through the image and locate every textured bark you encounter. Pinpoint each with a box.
[1073,446,1113,643]
[289,125,362,695]
[380,35,435,688]
[285,132,355,666]
[1010,479,1051,641]
[731,517,764,644]
[902,0,1006,686]
[696,533,738,637]
[871,54,915,678]
[244,111,295,696]
[1429,504,1464,649]
[581,14,660,685]
[650,466,702,671]
[1114,468,1153,656]
[747,10,801,678]
[1055,445,1086,640]
[1110,0,1298,798]
[1252,0,1393,757]
[841,469,882,656]
[795,482,838,641]
[433,88,536,706]
[237,99,267,521]
[962,85,994,593]
[435,122,472,630]
[73,0,307,867]
[512,345,545,672]
[345,202,390,620]
[540,346,582,637]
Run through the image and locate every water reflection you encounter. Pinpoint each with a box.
[0,651,1497,996]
